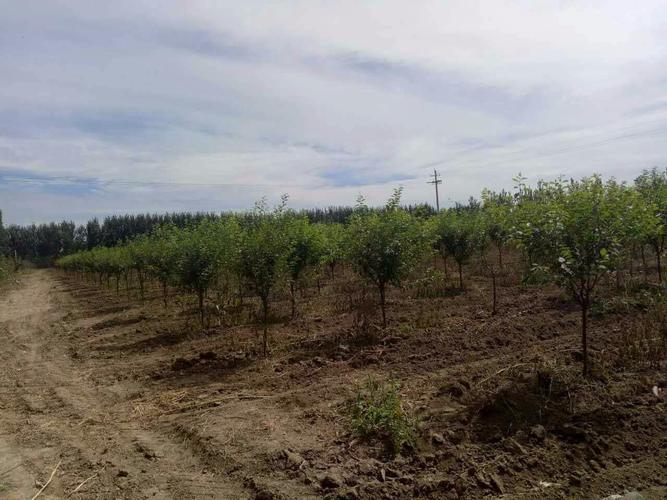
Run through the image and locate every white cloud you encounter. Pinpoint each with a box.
[1,0,666,223]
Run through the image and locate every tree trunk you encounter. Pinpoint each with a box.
[441,251,449,281]
[138,270,145,301]
[330,262,335,280]
[641,246,648,283]
[656,245,663,284]
[290,281,296,319]
[458,261,464,290]
[162,281,168,308]
[497,245,503,270]
[198,289,205,327]
[581,300,589,377]
[261,295,269,356]
[379,283,387,328]
[491,268,497,315]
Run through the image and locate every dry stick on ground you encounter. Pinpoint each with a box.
[476,362,530,387]
[66,469,102,497]
[31,459,62,500]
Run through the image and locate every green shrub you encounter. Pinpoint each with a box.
[351,378,415,455]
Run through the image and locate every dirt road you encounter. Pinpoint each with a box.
[0,270,245,499]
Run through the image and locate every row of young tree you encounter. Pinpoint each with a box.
[57,169,667,375]
[2,205,438,265]
[0,210,11,280]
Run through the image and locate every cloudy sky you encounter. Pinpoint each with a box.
[1,0,666,224]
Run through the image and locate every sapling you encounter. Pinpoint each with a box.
[635,168,667,283]
[238,198,289,355]
[285,217,324,318]
[431,210,478,289]
[346,188,425,327]
[539,177,624,375]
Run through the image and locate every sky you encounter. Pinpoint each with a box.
[1,0,666,225]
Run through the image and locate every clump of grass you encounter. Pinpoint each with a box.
[351,378,415,455]
[521,264,553,286]
[617,303,667,369]
[411,269,458,299]
[591,283,667,317]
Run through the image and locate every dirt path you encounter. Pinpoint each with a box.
[0,270,246,499]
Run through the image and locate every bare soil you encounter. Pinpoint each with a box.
[0,268,665,499]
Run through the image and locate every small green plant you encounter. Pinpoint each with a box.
[521,263,553,285]
[591,284,666,317]
[411,269,451,299]
[351,378,415,455]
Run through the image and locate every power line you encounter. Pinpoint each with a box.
[1,120,665,193]
[0,174,312,189]
[414,120,667,172]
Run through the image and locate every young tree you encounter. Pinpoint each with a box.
[0,209,7,256]
[529,177,625,376]
[144,225,180,307]
[509,185,566,282]
[104,247,130,296]
[635,167,667,283]
[285,216,323,318]
[431,210,479,289]
[476,213,500,314]
[481,190,513,269]
[346,188,426,327]
[127,235,152,300]
[172,219,237,326]
[320,223,345,279]
[238,198,289,355]
[605,180,659,287]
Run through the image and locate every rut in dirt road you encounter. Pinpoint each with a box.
[0,270,247,499]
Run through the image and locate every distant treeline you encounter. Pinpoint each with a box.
[0,203,438,265]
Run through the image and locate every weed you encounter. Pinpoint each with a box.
[411,270,454,299]
[351,378,416,456]
[617,303,666,369]
[591,283,667,317]
[521,264,552,286]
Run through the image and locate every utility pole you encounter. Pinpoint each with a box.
[428,169,442,211]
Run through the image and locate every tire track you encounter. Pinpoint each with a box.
[0,270,249,499]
